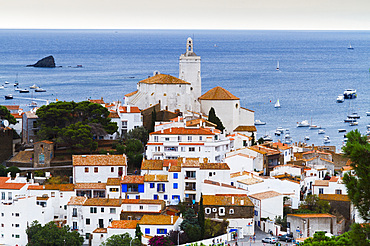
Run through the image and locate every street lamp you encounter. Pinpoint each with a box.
[177,230,184,245]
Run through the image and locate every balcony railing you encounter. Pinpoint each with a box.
[185,186,196,191]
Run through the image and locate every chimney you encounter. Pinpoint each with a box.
[232,196,235,204]
[127,105,131,113]
[171,215,174,224]
[241,200,244,205]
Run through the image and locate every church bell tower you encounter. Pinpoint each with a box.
[179,37,201,112]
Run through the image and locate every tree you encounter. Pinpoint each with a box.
[0,105,17,125]
[26,220,83,246]
[180,208,201,242]
[60,122,98,151]
[6,166,20,178]
[204,219,228,239]
[297,194,330,214]
[342,129,370,222]
[126,126,149,145]
[257,137,264,145]
[36,101,118,148]
[135,223,143,244]
[148,235,173,246]
[150,109,156,133]
[251,132,256,146]
[198,194,205,239]
[207,107,225,132]
[0,165,7,176]
[101,233,140,246]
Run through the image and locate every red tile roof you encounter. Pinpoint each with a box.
[109,220,138,229]
[150,127,216,135]
[139,74,190,85]
[73,154,127,166]
[119,106,141,113]
[121,175,144,184]
[89,99,105,104]
[199,86,239,100]
[125,90,138,97]
[234,125,257,132]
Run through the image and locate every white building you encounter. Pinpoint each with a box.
[72,154,127,184]
[146,127,230,163]
[3,105,23,135]
[225,152,255,173]
[312,176,347,196]
[138,214,181,237]
[199,86,255,134]
[126,38,201,113]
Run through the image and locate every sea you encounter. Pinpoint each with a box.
[0,29,369,151]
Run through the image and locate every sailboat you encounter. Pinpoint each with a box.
[275,99,281,108]
[276,61,280,71]
[348,43,354,50]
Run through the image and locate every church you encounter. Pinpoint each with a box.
[125,38,256,135]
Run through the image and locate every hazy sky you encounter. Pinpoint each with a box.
[1,0,370,30]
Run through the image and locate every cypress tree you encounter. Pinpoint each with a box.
[208,107,225,133]
[150,109,156,133]
[198,194,205,239]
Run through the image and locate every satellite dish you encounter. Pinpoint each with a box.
[2,120,9,127]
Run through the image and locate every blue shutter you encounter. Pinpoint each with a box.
[173,183,178,189]
[173,173,178,179]
[164,229,167,234]
[122,184,128,192]
[154,194,158,200]
[157,229,160,234]
[163,184,165,192]
[164,195,168,200]
[138,184,144,193]
[145,228,150,234]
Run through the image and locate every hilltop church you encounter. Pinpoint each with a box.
[125,38,256,135]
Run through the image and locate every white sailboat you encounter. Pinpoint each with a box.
[348,43,354,50]
[274,99,281,108]
[276,61,279,70]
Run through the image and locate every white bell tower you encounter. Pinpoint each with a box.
[179,37,201,112]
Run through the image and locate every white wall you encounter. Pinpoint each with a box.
[74,165,126,183]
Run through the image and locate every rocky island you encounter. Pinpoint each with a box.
[27,55,56,67]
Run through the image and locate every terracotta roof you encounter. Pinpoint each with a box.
[119,106,141,113]
[200,162,230,170]
[226,153,255,160]
[73,154,127,166]
[248,145,281,155]
[234,125,257,132]
[150,127,216,135]
[240,107,255,112]
[169,165,181,172]
[141,159,163,170]
[68,196,87,205]
[272,142,292,150]
[314,180,329,186]
[89,99,105,104]
[44,184,75,191]
[0,181,26,190]
[121,175,144,184]
[139,74,190,85]
[125,90,138,97]
[11,113,23,119]
[186,118,217,128]
[181,158,200,168]
[3,105,20,110]
[75,183,106,190]
[288,213,335,218]
[144,174,168,182]
[147,143,164,145]
[341,166,353,171]
[108,111,120,118]
[163,159,178,167]
[28,185,44,190]
[107,178,121,186]
[93,228,107,233]
[319,194,350,202]
[238,178,263,185]
[199,86,239,100]
[230,170,253,178]
[36,196,49,200]
[121,199,164,205]
[83,198,122,207]
[203,194,254,207]
[329,176,339,182]
[109,220,138,229]
[138,215,179,225]
[249,191,282,200]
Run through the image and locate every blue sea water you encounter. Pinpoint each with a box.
[0,29,369,151]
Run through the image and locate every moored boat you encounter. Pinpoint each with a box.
[336,95,344,103]
[343,89,357,99]
[323,136,331,144]
[19,89,29,93]
[35,88,46,92]
[318,129,325,134]
[5,94,13,100]
[344,118,357,123]
[274,99,281,108]
[347,113,360,119]
[350,122,358,126]
[297,120,310,127]
[255,120,266,125]
[29,84,38,89]
[338,129,346,133]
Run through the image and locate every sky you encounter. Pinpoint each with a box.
[1,0,370,30]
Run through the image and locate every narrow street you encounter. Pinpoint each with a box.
[232,226,295,246]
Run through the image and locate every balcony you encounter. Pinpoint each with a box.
[185,186,196,191]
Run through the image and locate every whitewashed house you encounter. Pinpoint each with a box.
[138,215,182,237]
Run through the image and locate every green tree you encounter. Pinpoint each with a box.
[342,129,370,222]
[6,166,20,178]
[207,107,225,132]
[257,137,264,145]
[251,132,256,146]
[180,208,201,242]
[135,223,143,244]
[198,194,205,239]
[126,126,149,145]
[150,109,156,133]
[0,165,7,177]
[26,221,83,246]
[297,194,330,214]
[0,105,17,125]
[204,219,228,239]
[100,233,140,246]
[36,101,117,147]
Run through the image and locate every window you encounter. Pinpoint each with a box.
[150,183,155,188]
[110,208,116,214]
[154,136,158,142]
[199,136,202,141]
[139,205,143,210]
[178,136,182,142]
[319,188,324,194]
[154,194,158,200]
[157,229,167,234]
[335,189,342,194]
[145,228,150,234]
[189,147,195,152]
[60,193,63,198]
[209,172,213,177]
[181,147,185,152]
[205,208,211,214]
[173,183,178,189]
[110,188,119,192]
[85,167,89,173]
[212,208,217,212]
[15,235,20,238]
[1,213,3,217]
[51,192,55,197]
[86,233,90,240]
[86,218,90,225]
[173,173,178,179]
[8,192,12,200]
[164,195,168,200]
[72,208,77,217]
[111,167,114,172]
[219,207,225,216]
[157,183,165,192]
[101,208,104,213]
[188,136,192,142]
[136,195,140,199]
[165,137,169,141]
[1,192,4,200]
[229,209,234,214]
[94,167,98,173]
[90,207,97,213]
[73,222,78,230]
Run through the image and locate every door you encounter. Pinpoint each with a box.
[98,219,104,228]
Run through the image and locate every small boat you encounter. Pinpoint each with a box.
[338,129,346,133]
[309,125,322,129]
[28,101,37,107]
[323,136,331,144]
[343,89,357,99]
[262,135,273,141]
[304,136,310,141]
[366,125,370,130]
[318,129,325,134]
[274,130,281,136]
[297,120,310,127]
[336,95,344,103]
[276,127,284,134]
[19,89,29,93]
[5,94,13,100]
[13,83,19,87]
[350,122,358,126]
[255,120,266,125]
[274,99,281,108]
[284,134,293,144]
[367,112,370,116]
[4,81,9,84]
[344,118,357,123]
[14,87,22,91]
[29,84,38,89]
[0,85,4,89]
[348,43,354,50]
[276,61,279,71]
[348,113,360,119]
[35,88,46,92]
